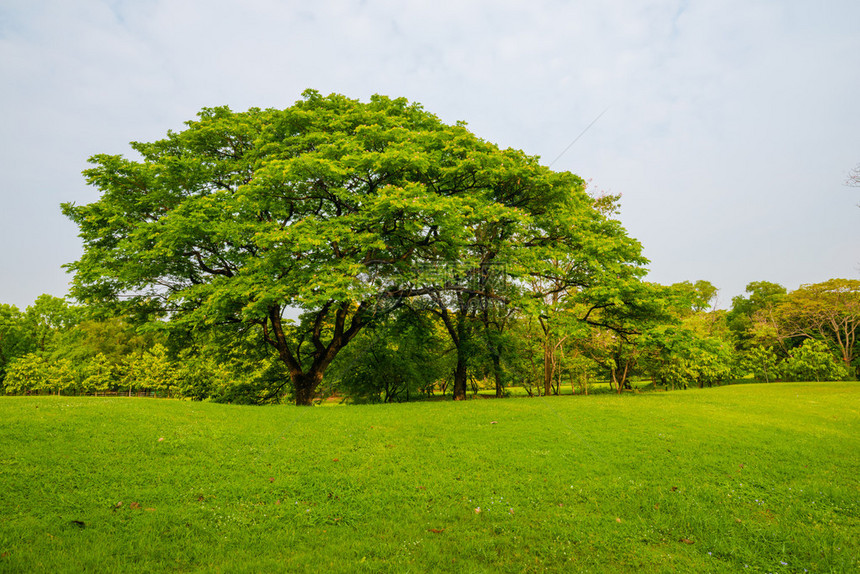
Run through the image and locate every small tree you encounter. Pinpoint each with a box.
[23,295,80,353]
[333,311,450,403]
[82,353,114,395]
[3,354,50,394]
[727,281,787,350]
[51,359,78,395]
[642,326,735,389]
[671,280,719,313]
[174,350,231,400]
[0,304,32,383]
[119,353,142,396]
[743,345,779,383]
[120,347,177,397]
[137,344,177,397]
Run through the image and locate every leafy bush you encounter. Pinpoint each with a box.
[642,326,736,389]
[333,315,450,403]
[780,339,848,382]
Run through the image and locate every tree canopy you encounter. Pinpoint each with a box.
[63,90,646,404]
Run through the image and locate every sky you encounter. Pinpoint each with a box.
[1,0,859,311]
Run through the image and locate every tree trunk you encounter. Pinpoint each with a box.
[266,301,369,406]
[543,340,553,397]
[453,357,468,401]
[482,321,505,398]
[292,371,323,406]
[843,354,853,378]
[615,361,630,394]
[479,296,510,399]
[450,300,471,401]
[491,351,504,398]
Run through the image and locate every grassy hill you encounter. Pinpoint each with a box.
[0,382,857,572]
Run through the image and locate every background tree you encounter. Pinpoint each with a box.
[574,281,677,393]
[52,315,156,366]
[727,281,787,350]
[527,263,596,396]
[671,280,718,313]
[641,325,735,389]
[765,279,860,378]
[3,354,76,396]
[629,281,735,390]
[119,344,178,398]
[3,353,50,395]
[0,304,30,384]
[173,349,233,401]
[502,315,546,396]
[502,192,649,396]
[23,295,80,353]
[0,296,80,383]
[1,296,83,391]
[81,353,114,396]
[477,267,518,398]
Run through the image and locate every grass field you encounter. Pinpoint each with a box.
[0,382,858,573]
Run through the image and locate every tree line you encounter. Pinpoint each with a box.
[2,91,857,404]
[1,278,856,402]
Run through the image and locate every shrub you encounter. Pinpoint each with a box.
[781,339,848,382]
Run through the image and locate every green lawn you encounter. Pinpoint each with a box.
[0,382,857,573]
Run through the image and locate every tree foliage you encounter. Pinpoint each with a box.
[0,296,81,389]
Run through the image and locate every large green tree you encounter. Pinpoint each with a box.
[64,90,644,404]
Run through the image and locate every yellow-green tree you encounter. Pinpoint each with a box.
[764,279,860,378]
